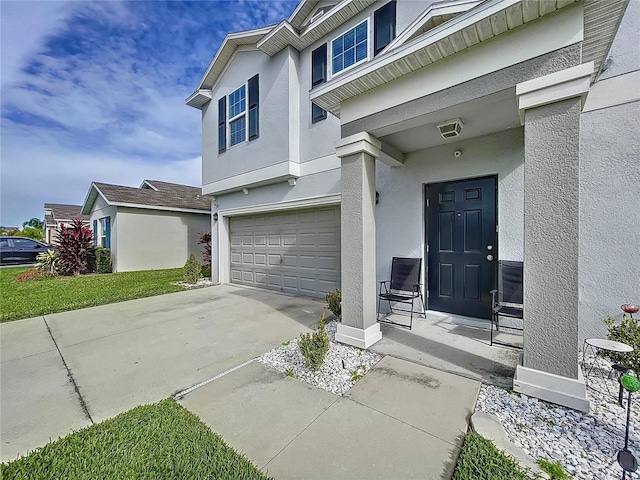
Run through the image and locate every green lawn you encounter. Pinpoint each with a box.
[1,267,185,323]
[1,399,271,480]
[452,430,527,480]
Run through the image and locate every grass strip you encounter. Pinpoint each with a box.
[453,429,528,480]
[1,267,184,322]
[1,398,272,480]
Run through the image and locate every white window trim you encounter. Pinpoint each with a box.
[99,217,108,248]
[330,18,370,80]
[227,83,247,148]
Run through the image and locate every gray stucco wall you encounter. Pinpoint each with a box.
[116,208,210,272]
[202,48,292,185]
[578,100,640,341]
[216,168,340,212]
[375,128,524,285]
[598,0,639,80]
[523,98,581,380]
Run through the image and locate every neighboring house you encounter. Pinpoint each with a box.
[43,203,90,244]
[187,0,639,411]
[81,180,211,272]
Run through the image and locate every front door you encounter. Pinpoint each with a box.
[426,176,497,319]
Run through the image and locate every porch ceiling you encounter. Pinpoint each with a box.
[376,88,520,154]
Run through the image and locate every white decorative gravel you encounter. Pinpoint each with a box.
[257,321,382,395]
[477,353,640,480]
[172,278,215,289]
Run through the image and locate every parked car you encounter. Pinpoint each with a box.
[0,237,51,265]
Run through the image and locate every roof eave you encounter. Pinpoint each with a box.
[185,89,213,109]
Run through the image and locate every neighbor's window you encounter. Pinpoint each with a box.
[99,217,110,248]
[332,20,368,74]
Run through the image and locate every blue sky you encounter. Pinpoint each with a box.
[0,0,298,228]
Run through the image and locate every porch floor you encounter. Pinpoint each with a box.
[371,310,521,388]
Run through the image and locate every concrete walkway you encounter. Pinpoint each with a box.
[2,285,480,478]
[179,355,479,479]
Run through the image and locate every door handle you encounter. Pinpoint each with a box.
[486,255,494,261]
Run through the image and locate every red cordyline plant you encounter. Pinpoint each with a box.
[198,232,211,270]
[56,217,95,276]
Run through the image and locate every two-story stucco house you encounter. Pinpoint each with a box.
[187,0,639,412]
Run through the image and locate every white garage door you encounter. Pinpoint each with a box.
[230,207,341,298]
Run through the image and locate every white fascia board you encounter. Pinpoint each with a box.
[256,21,301,53]
[195,26,272,90]
[139,180,159,190]
[517,62,593,124]
[583,71,640,112]
[111,203,211,215]
[219,193,341,217]
[381,0,483,54]
[81,183,104,215]
[311,0,523,101]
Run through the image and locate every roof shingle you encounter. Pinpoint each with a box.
[93,180,210,212]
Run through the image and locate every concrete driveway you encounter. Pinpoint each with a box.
[0,285,324,462]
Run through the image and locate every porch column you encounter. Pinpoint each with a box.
[334,132,382,349]
[514,63,593,412]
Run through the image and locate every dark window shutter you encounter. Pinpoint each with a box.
[93,220,97,246]
[312,44,327,87]
[248,74,259,140]
[218,96,226,153]
[374,0,396,56]
[105,217,111,249]
[311,103,327,123]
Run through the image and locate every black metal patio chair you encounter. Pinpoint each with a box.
[490,260,524,349]
[377,257,425,330]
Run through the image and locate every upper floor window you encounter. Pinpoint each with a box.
[228,85,246,147]
[332,20,368,75]
[374,0,396,56]
[218,75,259,153]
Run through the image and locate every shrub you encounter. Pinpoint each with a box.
[94,247,112,274]
[35,249,59,275]
[602,314,640,374]
[298,312,330,371]
[183,252,202,284]
[198,232,212,270]
[324,289,341,319]
[56,218,95,276]
[16,268,53,282]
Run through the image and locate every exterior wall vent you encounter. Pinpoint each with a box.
[309,8,325,24]
[436,118,463,139]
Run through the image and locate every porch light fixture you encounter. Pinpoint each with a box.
[212,213,218,222]
[436,118,464,139]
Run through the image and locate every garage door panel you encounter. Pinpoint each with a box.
[282,255,297,267]
[230,207,340,298]
[268,235,281,246]
[283,233,297,246]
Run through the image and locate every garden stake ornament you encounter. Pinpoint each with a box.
[617,371,640,479]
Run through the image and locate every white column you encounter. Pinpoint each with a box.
[514,63,593,412]
[334,133,382,349]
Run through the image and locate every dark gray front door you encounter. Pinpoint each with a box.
[426,176,497,319]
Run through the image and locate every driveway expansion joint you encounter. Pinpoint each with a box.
[43,317,94,424]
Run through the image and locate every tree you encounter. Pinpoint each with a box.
[22,218,44,230]
[20,226,45,241]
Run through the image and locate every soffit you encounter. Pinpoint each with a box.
[582,0,629,82]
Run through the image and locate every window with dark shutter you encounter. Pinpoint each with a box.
[248,74,259,140]
[374,0,396,56]
[218,96,226,153]
[93,220,97,246]
[311,103,327,123]
[312,44,327,87]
